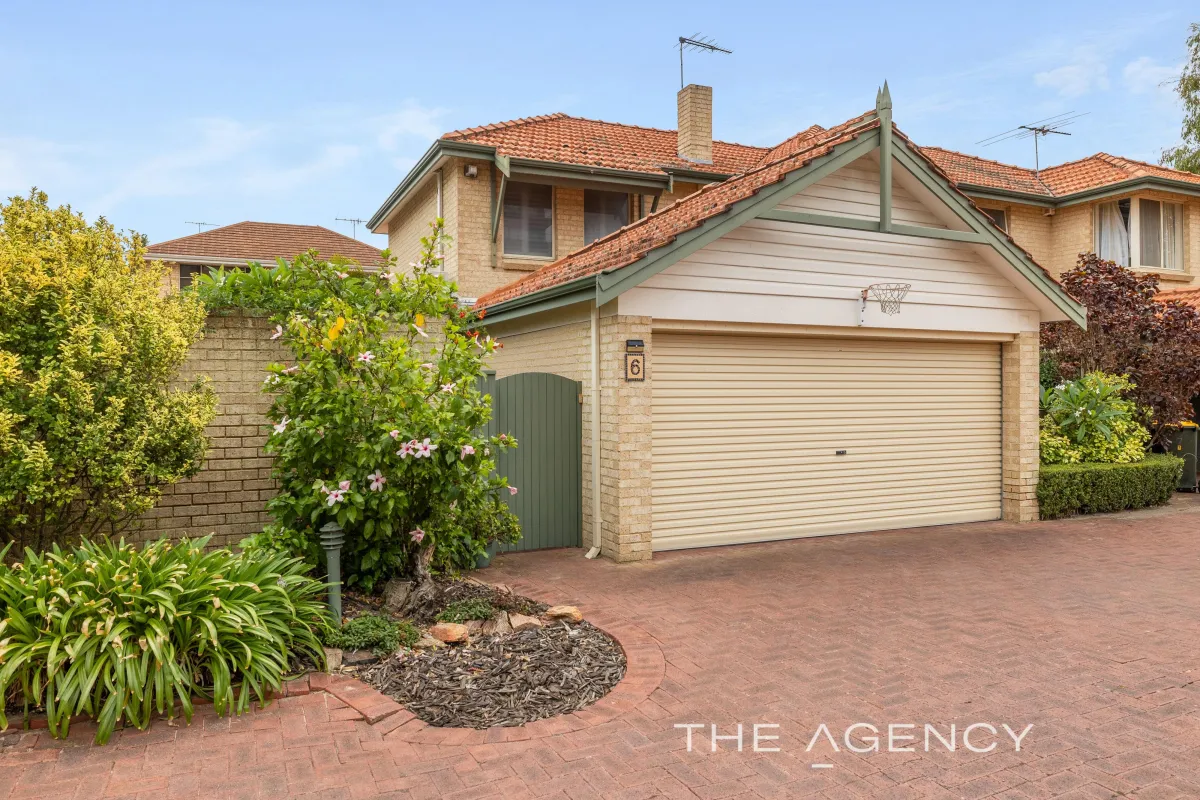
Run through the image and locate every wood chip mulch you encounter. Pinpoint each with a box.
[362,620,626,728]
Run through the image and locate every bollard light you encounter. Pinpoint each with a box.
[318,521,346,627]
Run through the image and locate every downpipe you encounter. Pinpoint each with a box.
[585,302,602,559]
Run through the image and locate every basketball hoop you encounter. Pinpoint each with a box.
[858,283,910,325]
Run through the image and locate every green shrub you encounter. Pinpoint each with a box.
[1040,372,1150,465]
[436,598,496,623]
[324,613,418,655]
[1038,454,1183,519]
[0,537,328,744]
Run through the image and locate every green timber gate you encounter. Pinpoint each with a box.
[479,371,582,551]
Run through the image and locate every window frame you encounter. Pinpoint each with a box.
[502,181,556,259]
[1128,196,1185,272]
[980,207,1008,233]
[583,189,630,244]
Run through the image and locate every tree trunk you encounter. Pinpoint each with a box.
[400,546,442,621]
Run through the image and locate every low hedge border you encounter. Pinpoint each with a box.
[1038,454,1184,519]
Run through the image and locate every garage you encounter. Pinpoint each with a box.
[651,332,1002,550]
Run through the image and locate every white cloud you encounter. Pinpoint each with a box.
[1123,57,1180,94]
[375,102,446,151]
[0,137,89,198]
[1034,52,1110,98]
[238,144,361,195]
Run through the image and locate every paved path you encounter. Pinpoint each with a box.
[5,499,1200,798]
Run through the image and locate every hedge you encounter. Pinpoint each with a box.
[1038,454,1184,519]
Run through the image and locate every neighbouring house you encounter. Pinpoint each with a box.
[147,221,385,291]
[370,84,1088,562]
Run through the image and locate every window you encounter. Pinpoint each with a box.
[980,208,1008,232]
[1095,199,1131,267]
[584,190,629,243]
[503,182,554,258]
[178,264,208,289]
[1138,199,1184,270]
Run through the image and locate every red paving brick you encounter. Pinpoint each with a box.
[5,499,1200,798]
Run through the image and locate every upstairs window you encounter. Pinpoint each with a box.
[503,182,554,258]
[1095,199,1131,267]
[980,208,1008,232]
[179,264,209,289]
[1138,199,1184,270]
[584,190,629,243]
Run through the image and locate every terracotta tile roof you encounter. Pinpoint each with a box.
[756,125,828,165]
[477,112,879,310]
[921,147,1200,199]
[147,222,385,267]
[477,115,1064,313]
[1156,286,1200,309]
[441,113,769,177]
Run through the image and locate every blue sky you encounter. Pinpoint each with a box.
[1,1,1192,247]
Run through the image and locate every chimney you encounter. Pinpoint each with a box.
[677,84,713,164]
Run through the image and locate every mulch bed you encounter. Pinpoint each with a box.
[363,619,626,728]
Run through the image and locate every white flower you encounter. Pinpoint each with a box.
[338,480,351,491]
[325,489,346,506]
[413,324,429,338]
[336,271,349,279]
[270,324,283,340]
[397,440,416,459]
[264,375,279,387]
[461,444,475,459]
[508,486,519,496]
[389,429,401,440]
[357,351,375,363]
[273,416,290,434]
[381,271,397,284]
[440,382,456,393]
[414,438,437,458]
[409,528,425,543]
[282,365,299,374]
[368,471,386,492]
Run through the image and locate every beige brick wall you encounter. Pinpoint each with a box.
[1001,330,1040,522]
[386,173,440,271]
[135,312,285,548]
[1002,203,1053,269]
[676,85,713,164]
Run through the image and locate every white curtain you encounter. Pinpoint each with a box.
[1164,203,1181,270]
[1096,201,1130,266]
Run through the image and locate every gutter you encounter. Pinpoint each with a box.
[585,302,602,559]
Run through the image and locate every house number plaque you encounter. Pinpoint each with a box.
[625,339,645,382]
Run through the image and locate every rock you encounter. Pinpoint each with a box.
[342,649,380,667]
[429,622,470,644]
[464,619,485,635]
[414,634,445,650]
[382,578,413,613]
[509,613,543,632]
[323,647,343,671]
[481,611,513,636]
[543,605,583,623]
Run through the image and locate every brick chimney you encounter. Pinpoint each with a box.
[677,84,713,164]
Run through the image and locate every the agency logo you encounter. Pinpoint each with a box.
[675,722,1033,767]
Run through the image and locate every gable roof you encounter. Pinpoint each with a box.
[441,113,769,177]
[476,110,1083,330]
[921,147,1200,200]
[147,222,385,268]
[1156,286,1200,309]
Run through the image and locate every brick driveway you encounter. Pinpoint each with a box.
[6,500,1200,799]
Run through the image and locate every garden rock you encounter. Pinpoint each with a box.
[414,634,445,650]
[480,611,512,636]
[324,647,344,671]
[509,613,543,632]
[382,579,412,613]
[343,649,381,667]
[464,619,485,635]
[543,605,583,623]
[429,622,470,644]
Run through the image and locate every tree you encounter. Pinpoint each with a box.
[0,190,217,550]
[1041,253,1200,446]
[195,220,519,594]
[1162,22,1200,173]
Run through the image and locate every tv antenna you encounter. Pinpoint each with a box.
[184,221,218,233]
[336,217,367,239]
[976,111,1090,175]
[677,34,732,89]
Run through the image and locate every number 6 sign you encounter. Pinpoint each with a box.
[625,352,645,382]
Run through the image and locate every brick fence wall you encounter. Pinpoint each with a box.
[135,312,285,548]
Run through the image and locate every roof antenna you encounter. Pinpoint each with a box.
[184,221,218,233]
[336,217,367,240]
[976,112,1090,176]
[677,34,732,89]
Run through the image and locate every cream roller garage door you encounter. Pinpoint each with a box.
[651,333,1002,550]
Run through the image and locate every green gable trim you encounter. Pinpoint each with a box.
[477,277,597,326]
[956,185,1056,208]
[368,140,495,231]
[507,158,669,192]
[1052,176,1200,207]
[756,209,987,244]
[661,166,734,184]
[891,143,1086,328]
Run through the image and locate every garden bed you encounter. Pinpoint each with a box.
[338,579,626,728]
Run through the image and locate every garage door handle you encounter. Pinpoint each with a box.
[835,450,847,455]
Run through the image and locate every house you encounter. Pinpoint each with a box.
[147,221,385,291]
[370,85,1088,562]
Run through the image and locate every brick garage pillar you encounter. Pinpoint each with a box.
[598,314,653,561]
[1002,330,1040,521]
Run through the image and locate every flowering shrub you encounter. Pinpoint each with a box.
[1039,372,1150,465]
[0,537,328,744]
[0,191,216,550]
[195,221,518,591]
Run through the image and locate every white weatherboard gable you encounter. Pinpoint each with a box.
[618,153,1049,333]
